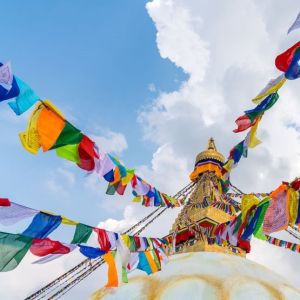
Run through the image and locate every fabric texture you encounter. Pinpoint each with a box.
[22,212,62,238]
[30,238,70,257]
[37,105,65,151]
[0,202,38,226]
[263,184,289,234]
[103,251,118,287]
[71,223,93,244]
[79,245,105,259]
[50,121,83,149]
[8,77,39,115]
[0,232,33,272]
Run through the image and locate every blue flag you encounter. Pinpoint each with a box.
[22,212,62,238]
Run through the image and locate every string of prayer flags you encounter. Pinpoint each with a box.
[0,62,39,115]
[234,93,279,133]
[17,100,179,208]
[266,236,300,253]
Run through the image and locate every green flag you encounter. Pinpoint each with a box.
[71,223,93,244]
[0,232,33,272]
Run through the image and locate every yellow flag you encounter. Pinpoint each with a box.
[61,216,79,225]
[288,188,299,225]
[252,75,286,105]
[19,103,44,154]
[247,117,262,149]
[241,194,260,221]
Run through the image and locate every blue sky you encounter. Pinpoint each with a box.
[0,0,186,229]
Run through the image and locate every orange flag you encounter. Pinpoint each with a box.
[103,251,118,288]
[37,106,65,151]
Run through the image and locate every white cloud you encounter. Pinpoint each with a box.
[91,131,128,155]
[139,0,300,289]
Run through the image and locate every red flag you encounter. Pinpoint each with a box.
[275,41,300,72]
[30,238,70,257]
[93,228,111,252]
[0,198,11,207]
[77,135,98,171]
[233,115,252,133]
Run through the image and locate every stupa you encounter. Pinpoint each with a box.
[91,139,300,300]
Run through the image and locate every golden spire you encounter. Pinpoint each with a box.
[195,137,225,165]
[167,138,245,257]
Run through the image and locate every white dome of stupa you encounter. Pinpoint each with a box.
[91,252,300,300]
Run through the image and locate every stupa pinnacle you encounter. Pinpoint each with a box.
[166,138,245,257]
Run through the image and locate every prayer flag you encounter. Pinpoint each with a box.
[103,251,118,288]
[0,62,13,85]
[71,223,93,244]
[252,74,286,104]
[37,103,65,151]
[32,244,76,264]
[50,122,83,149]
[263,184,289,234]
[22,212,62,238]
[285,47,300,80]
[30,238,70,257]
[0,63,20,101]
[288,188,299,225]
[0,232,33,272]
[19,104,44,154]
[79,245,105,259]
[0,202,38,226]
[0,198,11,207]
[275,41,300,72]
[93,228,111,252]
[77,135,98,171]
[8,77,39,115]
[55,144,80,163]
[287,12,300,34]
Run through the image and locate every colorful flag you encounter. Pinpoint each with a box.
[252,74,286,104]
[0,62,13,85]
[22,212,62,238]
[79,245,105,259]
[0,202,38,226]
[0,232,33,272]
[103,251,118,288]
[285,47,300,80]
[93,228,111,252]
[263,184,289,234]
[275,41,300,72]
[30,238,70,256]
[8,77,39,115]
[71,223,93,244]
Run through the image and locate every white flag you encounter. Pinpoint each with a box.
[288,12,300,34]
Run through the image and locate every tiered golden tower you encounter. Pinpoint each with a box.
[166,138,245,257]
